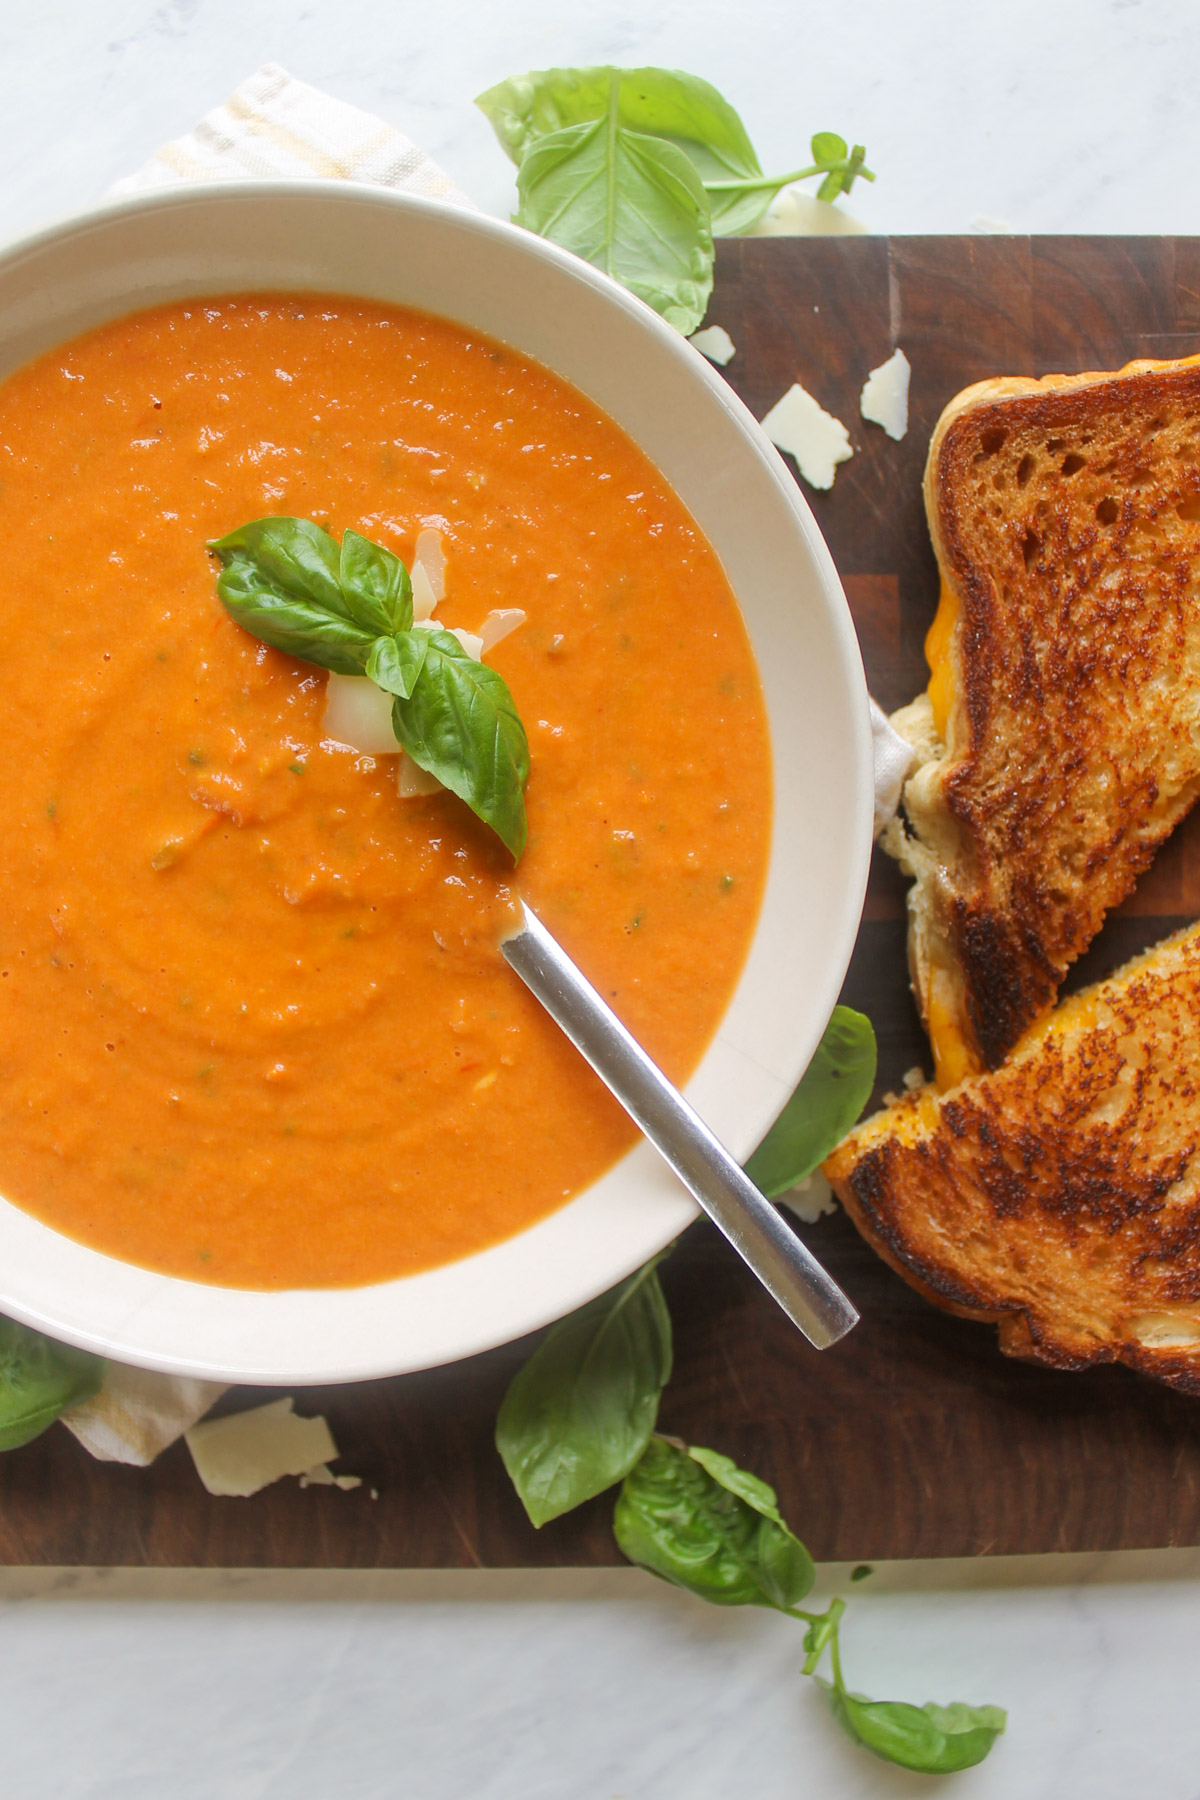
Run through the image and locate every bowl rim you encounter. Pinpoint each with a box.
[0,180,874,1381]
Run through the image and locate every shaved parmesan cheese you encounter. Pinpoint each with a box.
[480,608,526,654]
[414,528,445,601]
[411,559,438,621]
[760,383,853,490]
[185,1397,337,1498]
[398,755,444,798]
[688,326,735,366]
[779,1170,839,1223]
[860,348,911,441]
[322,672,399,755]
[448,626,484,661]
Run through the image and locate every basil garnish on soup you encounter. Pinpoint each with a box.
[209,517,531,859]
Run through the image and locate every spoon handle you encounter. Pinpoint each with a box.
[501,903,858,1350]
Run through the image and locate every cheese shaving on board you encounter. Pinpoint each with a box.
[185,1397,339,1497]
[760,383,853,490]
[860,348,911,441]
[688,326,736,366]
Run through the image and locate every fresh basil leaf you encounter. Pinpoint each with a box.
[478,65,771,237]
[496,1255,673,1527]
[339,529,414,636]
[515,106,713,336]
[210,518,377,675]
[366,632,429,702]
[477,65,755,174]
[614,1436,815,1611]
[744,1007,876,1198]
[686,1444,786,1519]
[391,629,530,859]
[818,1682,1006,1774]
[0,1316,104,1452]
[211,517,346,614]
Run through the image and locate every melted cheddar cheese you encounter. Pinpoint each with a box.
[926,963,976,1091]
[924,577,960,743]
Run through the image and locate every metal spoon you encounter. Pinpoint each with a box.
[501,902,858,1350]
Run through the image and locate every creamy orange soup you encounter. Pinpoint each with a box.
[0,295,771,1288]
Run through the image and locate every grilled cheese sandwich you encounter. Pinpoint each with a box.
[825,923,1200,1393]
[886,354,1200,1078]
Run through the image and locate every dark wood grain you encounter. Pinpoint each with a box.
[6,236,1200,1567]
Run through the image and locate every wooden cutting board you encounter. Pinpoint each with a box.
[5,235,1200,1568]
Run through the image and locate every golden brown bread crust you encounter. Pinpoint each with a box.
[896,357,1200,1070]
[824,924,1200,1393]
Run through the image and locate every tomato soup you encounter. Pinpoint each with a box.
[0,296,771,1288]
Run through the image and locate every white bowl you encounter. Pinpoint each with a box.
[0,183,872,1382]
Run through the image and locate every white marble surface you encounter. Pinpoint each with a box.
[1,0,1200,243]
[3,1555,1200,1797]
[3,1,1200,1793]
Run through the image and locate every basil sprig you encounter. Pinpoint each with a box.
[805,1599,1007,1773]
[745,1005,876,1198]
[494,1004,1004,1773]
[613,1439,1004,1773]
[477,66,874,334]
[209,518,530,859]
[496,1254,672,1526]
[0,1315,104,1452]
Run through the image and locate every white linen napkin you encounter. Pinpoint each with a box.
[106,62,475,207]
[60,64,913,1464]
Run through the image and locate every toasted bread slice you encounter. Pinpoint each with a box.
[888,356,1200,1085]
[824,923,1200,1394]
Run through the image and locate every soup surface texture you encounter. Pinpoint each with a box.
[0,296,771,1288]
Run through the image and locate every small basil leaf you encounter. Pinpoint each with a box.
[817,1682,1006,1774]
[213,553,377,676]
[366,632,429,701]
[496,1254,673,1527]
[391,629,530,859]
[614,1437,814,1611]
[210,518,378,676]
[0,1316,105,1452]
[810,130,848,166]
[515,112,713,336]
[210,517,347,616]
[744,1006,877,1198]
[339,530,414,636]
[686,1444,786,1521]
